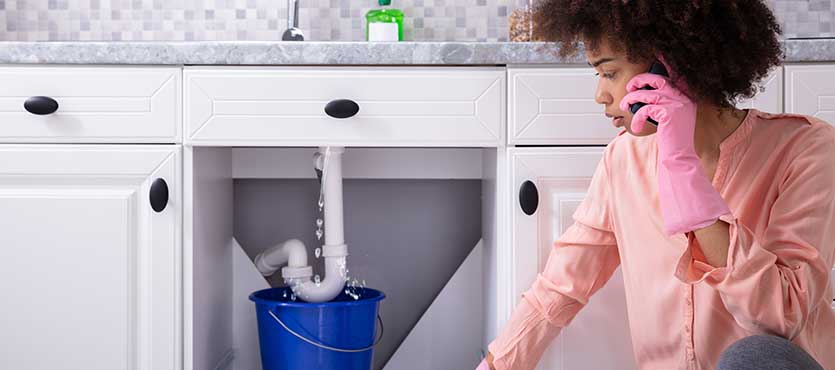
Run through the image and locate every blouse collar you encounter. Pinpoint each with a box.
[718,108,757,152]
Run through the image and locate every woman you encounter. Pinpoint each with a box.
[478,1,835,370]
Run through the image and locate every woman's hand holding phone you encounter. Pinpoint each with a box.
[619,60,731,235]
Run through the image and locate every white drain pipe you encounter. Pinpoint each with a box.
[253,146,348,303]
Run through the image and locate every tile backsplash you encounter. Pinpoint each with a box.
[0,0,832,42]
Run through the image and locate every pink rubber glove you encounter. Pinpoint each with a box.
[476,358,491,370]
[618,68,731,236]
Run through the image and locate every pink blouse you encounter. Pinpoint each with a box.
[488,109,835,370]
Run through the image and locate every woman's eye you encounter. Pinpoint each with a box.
[594,72,616,79]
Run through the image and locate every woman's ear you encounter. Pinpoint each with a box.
[656,55,674,78]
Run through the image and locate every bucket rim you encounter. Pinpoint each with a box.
[249,287,385,308]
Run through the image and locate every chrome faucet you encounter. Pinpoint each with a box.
[282,0,304,41]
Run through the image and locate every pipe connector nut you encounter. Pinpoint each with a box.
[282,265,313,280]
[321,243,348,257]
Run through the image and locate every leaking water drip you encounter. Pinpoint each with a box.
[343,277,367,300]
[284,278,303,302]
[292,147,368,302]
[314,217,323,240]
[338,260,347,279]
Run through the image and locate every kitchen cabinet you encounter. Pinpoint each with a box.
[183,65,507,370]
[0,145,181,370]
[498,64,818,370]
[2,61,832,370]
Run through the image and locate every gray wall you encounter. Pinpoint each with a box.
[0,0,832,41]
[233,178,482,370]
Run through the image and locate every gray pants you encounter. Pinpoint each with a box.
[717,335,824,370]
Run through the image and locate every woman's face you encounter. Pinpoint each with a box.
[585,39,657,136]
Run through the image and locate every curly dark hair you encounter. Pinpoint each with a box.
[532,0,784,107]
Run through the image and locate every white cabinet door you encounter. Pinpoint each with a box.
[509,147,637,370]
[785,64,835,123]
[0,145,181,370]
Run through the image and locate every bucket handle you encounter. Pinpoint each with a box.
[268,309,384,353]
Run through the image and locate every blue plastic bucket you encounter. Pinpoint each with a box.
[249,287,385,370]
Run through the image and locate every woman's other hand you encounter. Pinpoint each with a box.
[476,352,496,370]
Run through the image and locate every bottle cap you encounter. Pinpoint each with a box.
[379,0,391,5]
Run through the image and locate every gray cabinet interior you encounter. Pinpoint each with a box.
[233,173,483,369]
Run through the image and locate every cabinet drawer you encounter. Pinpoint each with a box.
[509,67,785,145]
[0,66,181,143]
[509,67,617,145]
[184,67,504,147]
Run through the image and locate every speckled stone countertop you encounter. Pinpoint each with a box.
[0,39,832,65]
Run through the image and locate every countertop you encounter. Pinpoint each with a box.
[0,39,833,65]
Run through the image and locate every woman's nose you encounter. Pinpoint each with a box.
[595,82,613,105]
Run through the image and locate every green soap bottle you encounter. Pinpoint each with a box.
[365,0,404,41]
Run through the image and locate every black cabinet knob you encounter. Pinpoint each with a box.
[24,96,59,115]
[519,180,539,216]
[324,99,360,119]
[150,178,169,213]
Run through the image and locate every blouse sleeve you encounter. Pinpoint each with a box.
[488,149,621,370]
[675,125,835,340]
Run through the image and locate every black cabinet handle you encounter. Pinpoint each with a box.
[324,99,360,119]
[24,96,59,115]
[519,180,539,216]
[150,178,169,213]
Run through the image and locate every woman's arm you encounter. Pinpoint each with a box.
[691,220,730,267]
[487,220,620,370]
[677,126,835,339]
[487,151,621,370]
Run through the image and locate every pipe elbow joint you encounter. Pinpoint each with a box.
[254,238,309,276]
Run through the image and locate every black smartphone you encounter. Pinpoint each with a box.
[628,61,669,127]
